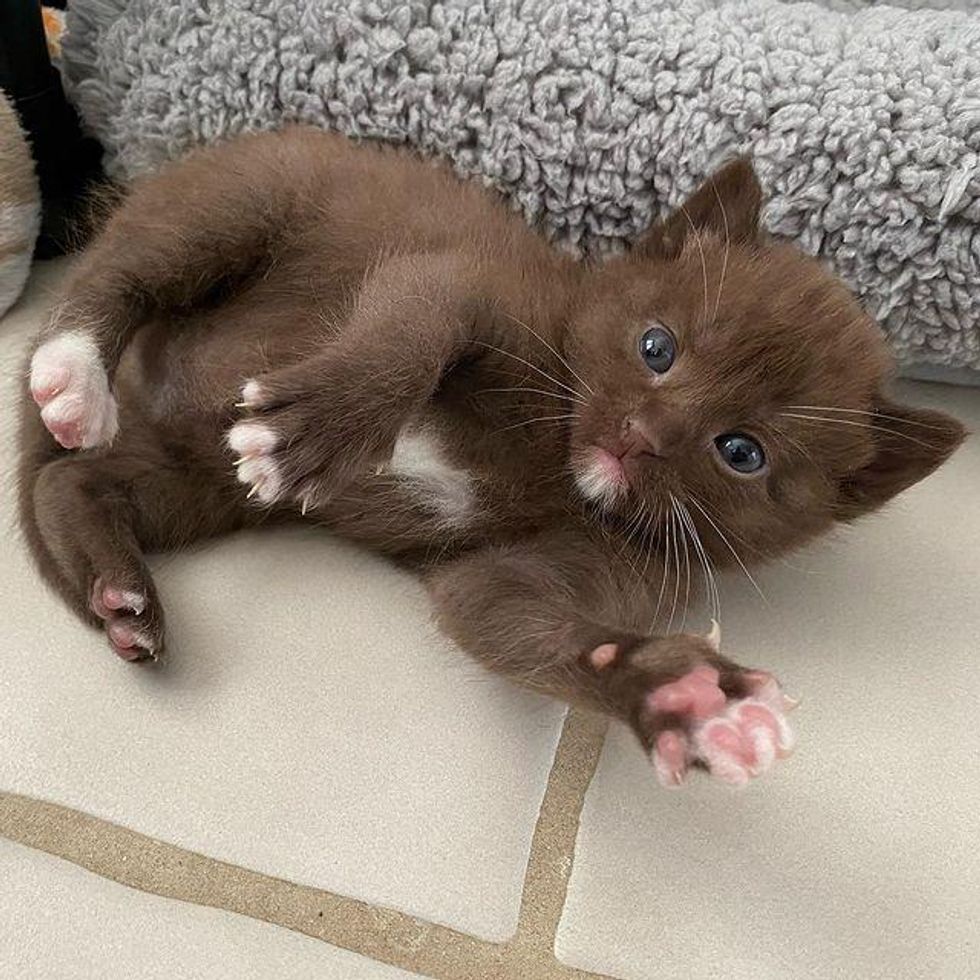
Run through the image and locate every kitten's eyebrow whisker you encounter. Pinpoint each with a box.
[785,405,951,432]
[687,495,768,606]
[709,178,731,325]
[678,203,710,328]
[500,311,596,396]
[779,413,941,451]
[471,341,585,400]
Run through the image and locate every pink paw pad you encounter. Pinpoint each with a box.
[695,699,794,786]
[90,580,146,620]
[647,665,727,719]
[106,621,154,662]
[649,666,795,789]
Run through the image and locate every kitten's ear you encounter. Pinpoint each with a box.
[636,158,763,260]
[835,396,966,520]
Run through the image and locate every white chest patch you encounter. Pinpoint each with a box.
[386,427,475,527]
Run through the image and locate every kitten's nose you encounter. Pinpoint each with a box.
[623,416,666,458]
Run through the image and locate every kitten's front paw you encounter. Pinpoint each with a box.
[588,633,796,789]
[226,418,285,505]
[30,333,118,449]
[647,666,795,788]
[227,377,375,512]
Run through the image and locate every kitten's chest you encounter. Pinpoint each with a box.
[380,409,567,530]
[381,424,477,527]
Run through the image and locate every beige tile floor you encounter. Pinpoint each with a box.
[1,262,978,979]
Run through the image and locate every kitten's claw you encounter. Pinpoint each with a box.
[30,332,118,449]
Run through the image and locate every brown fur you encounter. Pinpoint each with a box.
[18,127,965,752]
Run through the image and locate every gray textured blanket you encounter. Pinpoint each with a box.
[62,0,980,372]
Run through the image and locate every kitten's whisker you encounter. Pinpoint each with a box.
[634,505,658,600]
[674,494,720,625]
[616,502,645,582]
[679,203,710,327]
[692,509,720,622]
[666,505,682,634]
[785,405,952,432]
[496,413,579,432]
[687,495,768,606]
[675,499,692,631]
[769,421,817,466]
[475,385,587,406]
[779,413,941,451]
[471,341,585,401]
[501,311,595,396]
[652,508,670,632]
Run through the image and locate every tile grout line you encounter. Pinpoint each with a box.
[512,708,611,965]
[0,708,612,979]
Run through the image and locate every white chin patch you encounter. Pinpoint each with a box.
[574,458,624,509]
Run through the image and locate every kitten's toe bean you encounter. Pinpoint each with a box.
[30,333,119,449]
[589,642,618,669]
[90,578,146,619]
[106,619,157,662]
[652,730,690,788]
[647,665,727,718]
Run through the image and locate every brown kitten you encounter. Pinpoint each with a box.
[19,127,964,788]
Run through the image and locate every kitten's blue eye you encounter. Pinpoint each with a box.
[715,433,765,474]
[639,325,676,374]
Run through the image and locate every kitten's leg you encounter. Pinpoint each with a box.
[29,136,302,449]
[427,533,795,788]
[22,436,246,662]
[28,455,165,660]
[228,252,481,508]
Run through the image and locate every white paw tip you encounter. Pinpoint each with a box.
[235,455,283,504]
[238,379,265,408]
[30,332,118,449]
[226,421,278,457]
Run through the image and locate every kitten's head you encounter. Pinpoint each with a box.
[566,159,965,566]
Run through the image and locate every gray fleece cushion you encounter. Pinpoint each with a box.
[62,0,980,373]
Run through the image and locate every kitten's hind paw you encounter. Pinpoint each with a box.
[30,333,118,449]
[90,577,162,662]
